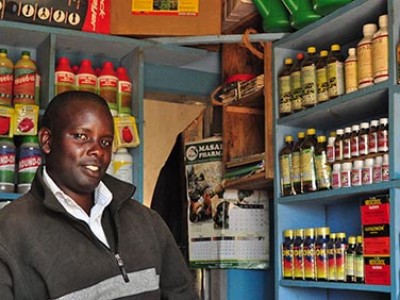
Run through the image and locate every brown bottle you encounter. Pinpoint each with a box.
[327,44,345,99]
[290,53,305,112]
[279,58,294,117]
[300,128,318,192]
[334,128,344,162]
[359,122,370,156]
[315,135,331,190]
[350,124,360,158]
[301,47,318,108]
[279,135,295,196]
[316,50,329,103]
[354,235,364,283]
[378,117,388,153]
[292,132,305,194]
[368,119,379,154]
[342,127,351,160]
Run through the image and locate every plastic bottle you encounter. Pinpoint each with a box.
[335,232,347,282]
[326,131,336,163]
[350,124,360,158]
[331,163,341,189]
[55,57,75,95]
[327,44,345,99]
[357,23,377,89]
[113,148,133,184]
[290,53,305,112]
[293,228,305,280]
[346,236,356,283]
[368,119,379,154]
[315,227,330,281]
[292,131,305,194]
[116,67,133,117]
[0,137,16,193]
[344,48,358,94]
[301,47,318,108]
[282,229,294,279]
[75,59,97,93]
[342,126,351,160]
[98,61,118,117]
[34,66,41,106]
[362,158,374,185]
[17,135,42,194]
[334,128,344,162]
[0,49,14,106]
[316,50,329,103]
[372,155,383,183]
[300,128,317,192]
[303,228,316,280]
[280,135,294,196]
[279,58,293,117]
[354,235,364,283]
[351,160,363,187]
[327,232,336,281]
[382,153,389,181]
[359,122,369,156]
[315,135,331,190]
[340,162,352,188]
[372,14,389,83]
[378,117,388,153]
[13,50,37,105]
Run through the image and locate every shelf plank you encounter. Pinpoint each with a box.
[223,172,273,191]
[280,280,391,293]
[0,193,22,201]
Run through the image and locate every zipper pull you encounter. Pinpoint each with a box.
[114,252,130,283]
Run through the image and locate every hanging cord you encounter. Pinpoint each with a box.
[241,28,264,60]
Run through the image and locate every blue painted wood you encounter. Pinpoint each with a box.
[227,269,273,300]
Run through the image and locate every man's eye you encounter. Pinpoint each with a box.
[74,133,88,140]
[101,139,112,147]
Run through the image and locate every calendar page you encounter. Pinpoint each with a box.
[185,137,269,269]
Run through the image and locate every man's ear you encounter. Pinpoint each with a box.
[38,127,51,154]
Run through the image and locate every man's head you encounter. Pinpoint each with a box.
[39,91,114,199]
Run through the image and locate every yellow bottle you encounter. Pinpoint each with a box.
[0,49,14,106]
[13,51,37,105]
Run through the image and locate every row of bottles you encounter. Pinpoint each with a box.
[0,49,40,106]
[279,14,388,117]
[55,57,133,117]
[282,227,364,283]
[0,135,42,194]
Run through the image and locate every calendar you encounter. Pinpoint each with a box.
[185,137,269,269]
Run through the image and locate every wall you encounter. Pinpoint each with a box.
[143,99,205,207]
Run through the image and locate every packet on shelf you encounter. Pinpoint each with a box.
[113,116,140,148]
[0,106,14,138]
[13,104,39,136]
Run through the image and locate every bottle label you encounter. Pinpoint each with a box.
[113,160,133,183]
[372,33,389,81]
[118,80,132,115]
[359,134,368,155]
[327,61,344,97]
[368,131,378,153]
[382,164,389,181]
[282,247,294,278]
[316,246,328,280]
[328,247,336,281]
[340,170,351,187]
[343,139,351,159]
[378,129,388,152]
[373,164,382,183]
[334,140,343,161]
[346,253,355,277]
[316,67,329,102]
[18,148,42,184]
[335,247,346,281]
[293,245,304,279]
[291,152,301,184]
[0,147,15,186]
[327,145,335,163]
[304,246,316,279]
[0,67,13,106]
[362,167,373,184]
[280,154,292,186]
[75,73,97,93]
[345,60,358,93]
[301,65,317,106]
[98,75,118,112]
[279,75,292,114]
[357,42,373,87]
[354,255,364,278]
[14,67,36,104]
[351,168,362,186]
[315,154,331,189]
[290,71,302,111]
[55,71,75,95]
[301,148,316,183]
[332,171,341,189]
[350,135,359,157]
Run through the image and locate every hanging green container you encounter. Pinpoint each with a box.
[281,0,322,30]
[313,0,353,16]
[253,0,292,33]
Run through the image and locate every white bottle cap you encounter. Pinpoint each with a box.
[351,124,360,131]
[379,118,388,125]
[342,162,352,170]
[374,156,383,165]
[345,127,351,134]
[348,48,356,56]
[363,23,378,36]
[353,160,364,169]
[378,14,388,28]
[336,128,344,135]
[360,122,369,129]
[383,153,389,164]
[364,158,374,167]
[333,163,341,171]
[370,120,379,127]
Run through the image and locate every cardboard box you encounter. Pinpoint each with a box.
[0,0,110,34]
[363,224,390,255]
[361,194,390,225]
[110,0,221,36]
[364,256,390,285]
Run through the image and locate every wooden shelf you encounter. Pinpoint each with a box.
[223,171,273,190]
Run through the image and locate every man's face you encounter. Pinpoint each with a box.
[40,100,114,198]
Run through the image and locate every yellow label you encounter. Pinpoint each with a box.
[357,42,373,85]
[345,60,358,93]
[301,149,316,182]
[280,155,291,185]
[132,0,199,15]
[372,34,389,78]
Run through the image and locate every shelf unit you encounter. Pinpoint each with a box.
[0,20,219,203]
[273,0,400,299]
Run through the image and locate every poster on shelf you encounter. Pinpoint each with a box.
[132,0,199,16]
[185,136,269,269]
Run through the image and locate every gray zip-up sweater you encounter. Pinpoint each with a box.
[0,167,198,299]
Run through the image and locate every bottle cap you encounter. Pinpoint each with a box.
[284,58,293,65]
[353,160,364,168]
[370,120,379,127]
[336,128,344,135]
[317,135,326,143]
[333,163,341,171]
[296,52,305,60]
[344,127,351,134]
[364,158,374,166]
[304,228,314,236]
[379,118,388,125]
[329,131,336,137]
[374,156,383,165]
[330,233,336,239]
[378,14,388,28]
[295,229,304,237]
[21,50,30,57]
[116,67,131,81]
[0,49,7,54]
[331,44,340,51]
[307,47,316,54]
[283,230,294,238]
[320,50,328,57]
[356,235,363,243]
[351,124,360,131]
[342,162,352,170]
[316,227,330,236]
[285,135,293,142]
[336,232,346,239]
[360,122,369,129]
[348,236,356,244]
[348,48,356,56]
[383,153,389,164]
[306,128,316,135]
[363,23,378,36]
[297,131,305,139]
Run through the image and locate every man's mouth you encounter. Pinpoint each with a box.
[84,165,100,172]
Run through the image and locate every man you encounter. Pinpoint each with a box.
[0,91,198,299]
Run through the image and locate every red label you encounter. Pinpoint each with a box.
[82,0,111,33]
[378,130,388,152]
[119,81,132,93]
[359,135,368,154]
[365,256,390,285]
[55,71,75,84]
[350,136,359,157]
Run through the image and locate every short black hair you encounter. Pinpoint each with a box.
[41,91,112,131]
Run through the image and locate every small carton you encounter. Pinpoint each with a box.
[0,106,14,137]
[113,116,140,148]
[364,256,391,285]
[362,223,390,255]
[361,194,390,225]
[13,104,39,136]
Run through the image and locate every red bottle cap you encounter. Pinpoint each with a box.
[116,67,131,81]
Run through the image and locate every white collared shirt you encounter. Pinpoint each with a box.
[42,167,112,248]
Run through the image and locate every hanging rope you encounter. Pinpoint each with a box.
[241,28,264,60]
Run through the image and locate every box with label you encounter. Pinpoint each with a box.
[110,0,221,36]
[0,1,110,34]
[364,256,391,285]
[362,223,390,255]
[361,194,390,225]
